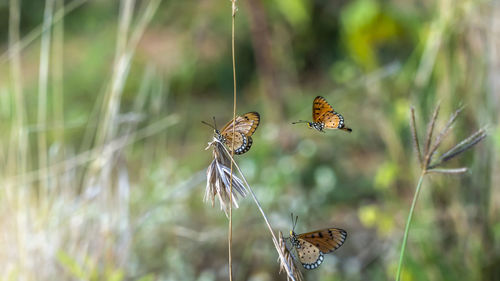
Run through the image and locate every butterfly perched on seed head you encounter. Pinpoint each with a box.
[292,96,352,133]
[288,214,347,270]
[202,112,260,154]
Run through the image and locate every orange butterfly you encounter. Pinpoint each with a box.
[288,215,347,270]
[292,96,352,133]
[203,112,260,154]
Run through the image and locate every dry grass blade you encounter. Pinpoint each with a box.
[410,107,423,167]
[278,231,303,281]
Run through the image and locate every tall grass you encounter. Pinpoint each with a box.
[1,1,165,280]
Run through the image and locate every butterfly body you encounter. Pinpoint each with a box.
[207,112,260,155]
[307,122,325,132]
[289,228,347,270]
[293,96,351,133]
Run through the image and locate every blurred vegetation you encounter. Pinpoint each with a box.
[0,0,499,280]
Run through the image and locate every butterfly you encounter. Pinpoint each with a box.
[288,215,347,270]
[292,96,352,133]
[203,112,260,154]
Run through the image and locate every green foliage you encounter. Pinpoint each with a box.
[0,0,497,280]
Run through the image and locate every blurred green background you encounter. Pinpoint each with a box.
[1,0,499,280]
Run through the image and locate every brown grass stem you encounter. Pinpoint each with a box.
[228,1,238,280]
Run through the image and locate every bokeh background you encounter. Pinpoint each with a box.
[1,0,499,280]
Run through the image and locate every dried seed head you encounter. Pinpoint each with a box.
[278,231,303,281]
[411,106,487,173]
[428,127,487,169]
[205,138,247,216]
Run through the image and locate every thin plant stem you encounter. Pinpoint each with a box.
[217,141,297,281]
[228,1,238,280]
[396,171,425,281]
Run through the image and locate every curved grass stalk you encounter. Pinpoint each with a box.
[217,140,297,281]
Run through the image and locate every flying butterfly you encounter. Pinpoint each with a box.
[203,112,260,155]
[288,214,347,270]
[292,96,352,133]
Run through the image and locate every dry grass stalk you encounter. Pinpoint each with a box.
[210,139,297,281]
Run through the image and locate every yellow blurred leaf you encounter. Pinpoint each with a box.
[341,0,379,30]
[275,0,310,27]
[374,161,398,190]
[56,251,87,280]
[359,205,378,227]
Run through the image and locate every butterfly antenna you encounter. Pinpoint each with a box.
[291,120,310,125]
[291,214,298,232]
[212,116,217,129]
[201,120,216,130]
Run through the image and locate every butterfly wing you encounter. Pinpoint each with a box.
[322,111,343,129]
[223,132,253,154]
[312,96,334,123]
[295,239,325,270]
[321,111,352,132]
[221,112,260,137]
[298,228,347,254]
[219,112,259,154]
